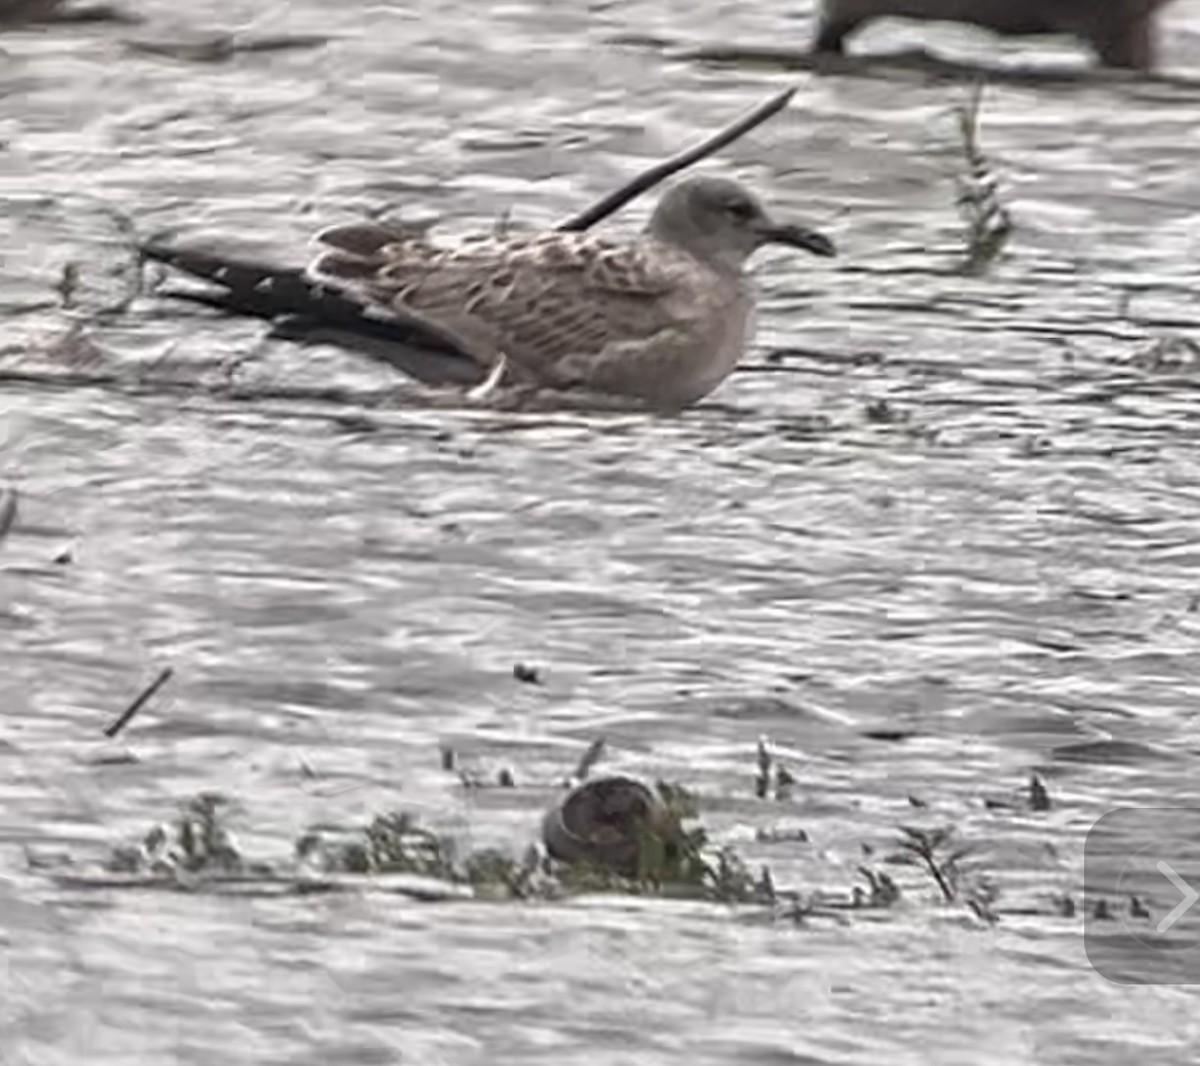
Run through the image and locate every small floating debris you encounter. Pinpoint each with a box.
[1028,772,1052,811]
[1129,334,1200,374]
[853,866,901,909]
[512,661,541,684]
[754,736,797,801]
[983,771,1054,812]
[863,397,906,424]
[0,485,17,543]
[861,728,918,743]
[755,825,809,844]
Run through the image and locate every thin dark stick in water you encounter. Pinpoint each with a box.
[104,666,174,738]
[0,487,17,543]
[572,737,606,782]
[555,84,797,232]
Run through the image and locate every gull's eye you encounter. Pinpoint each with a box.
[725,200,756,222]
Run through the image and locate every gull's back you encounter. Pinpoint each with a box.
[308,220,748,406]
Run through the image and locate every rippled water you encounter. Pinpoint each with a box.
[4,0,1200,1062]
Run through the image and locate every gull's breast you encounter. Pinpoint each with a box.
[668,280,756,405]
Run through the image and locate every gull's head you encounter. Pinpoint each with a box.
[646,175,836,271]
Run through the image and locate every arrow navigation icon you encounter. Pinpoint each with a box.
[1156,860,1199,933]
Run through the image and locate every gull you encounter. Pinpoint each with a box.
[307,175,835,407]
[143,175,836,408]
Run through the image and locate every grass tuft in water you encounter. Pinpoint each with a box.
[105,792,253,878]
[854,865,902,909]
[1029,772,1051,811]
[754,736,796,801]
[893,824,999,922]
[89,767,1006,923]
[954,82,1014,277]
[294,777,769,903]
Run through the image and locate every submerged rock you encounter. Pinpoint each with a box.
[542,775,674,878]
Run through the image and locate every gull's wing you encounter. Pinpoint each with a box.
[139,236,486,385]
[308,224,702,389]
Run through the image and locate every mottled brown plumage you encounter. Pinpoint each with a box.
[307,176,835,408]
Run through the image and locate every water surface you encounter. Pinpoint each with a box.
[4,1,1200,1062]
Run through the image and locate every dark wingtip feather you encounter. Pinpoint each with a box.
[143,232,483,372]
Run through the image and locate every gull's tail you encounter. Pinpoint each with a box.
[139,239,485,387]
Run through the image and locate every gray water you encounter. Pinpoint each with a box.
[4,0,1200,1062]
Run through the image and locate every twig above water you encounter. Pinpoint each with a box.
[104,666,174,739]
[572,737,606,783]
[953,81,1013,276]
[556,84,797,232]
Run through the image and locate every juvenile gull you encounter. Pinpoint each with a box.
[307,175,835,408]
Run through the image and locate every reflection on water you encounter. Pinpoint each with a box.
[4,0,1200,1062]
